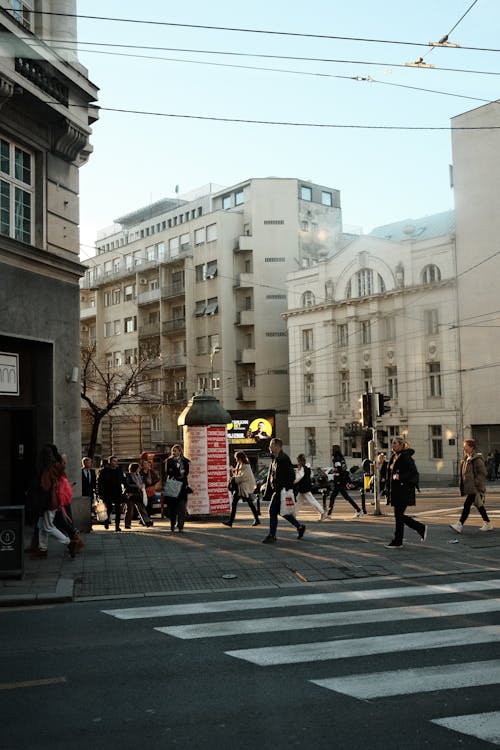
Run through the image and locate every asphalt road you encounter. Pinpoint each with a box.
[2,570,500,749]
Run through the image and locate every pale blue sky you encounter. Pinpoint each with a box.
[75,0,499,256]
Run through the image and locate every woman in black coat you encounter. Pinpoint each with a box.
[385,437,427,548]
[164,444,190,532]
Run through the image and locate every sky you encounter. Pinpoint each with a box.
[74,0,500,258]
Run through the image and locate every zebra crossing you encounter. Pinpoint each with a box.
[103,577,500,745]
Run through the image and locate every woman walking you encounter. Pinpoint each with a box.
[450,439,494,533]
[164,444,190,532]
[124,462,153,528]
[385,437,427,549]
[223,451,260,527]
[325,445,363,518]
[294,454,326,521]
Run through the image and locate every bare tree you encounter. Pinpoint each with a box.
[81,343,160,458]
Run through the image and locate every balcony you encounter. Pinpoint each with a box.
[234,235,253,252]
[236,348,256,363]
[236,309,254,326]
[137,287,160,305]
[234,272,254,288]
[162,354,187,369]
[163,389,188,404]
[161,281,185,299]
[80,305,96,320]
[237,385,257,401]
[138,321,161,337]
[162,318,186,334]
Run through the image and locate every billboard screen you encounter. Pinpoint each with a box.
[227,411,275,449]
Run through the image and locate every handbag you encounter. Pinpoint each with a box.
[280,488,296,516]
[164,477,183,498]
[145,485,156,498]
[94,500,108,522]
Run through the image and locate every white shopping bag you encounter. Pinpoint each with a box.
[280,488,296,516]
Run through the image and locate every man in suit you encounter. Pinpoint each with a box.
[82,457,97,524]
[262,438,305,543]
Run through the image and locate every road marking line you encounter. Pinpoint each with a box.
[102,578,500,620]
[0,677,67,691]
[432,711,500,745]
[155,597,500,639]
[225,625,500,666]
[310,660,500,698]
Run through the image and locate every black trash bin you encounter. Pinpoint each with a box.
[0,505,25,579]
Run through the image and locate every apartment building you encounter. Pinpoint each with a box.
[80,177,342,458]
[285,211,460,482]
[0,0,98,503]
[451,101,500,449]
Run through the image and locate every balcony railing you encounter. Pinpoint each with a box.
[163,389,188,404]
[80,306,97,320]
[161,281,185,299]
[236,348,256,363]
[137,288,161,305]
[237,385,257,401]
[234,235,253,252]
[235,309,254,326]
[162,354,187,369]
[138,321,161,337]
[162,318,186,334]
[234,272,254,288]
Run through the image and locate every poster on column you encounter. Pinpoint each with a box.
[183,425,231,515]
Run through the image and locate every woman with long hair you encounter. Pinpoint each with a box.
[223,451,260,527]
[164,444,190,532]
[385,436,427,549]
[450,439,493,533]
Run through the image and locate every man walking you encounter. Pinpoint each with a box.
[81,456,97,523]
[97,456,126,531]
[262,438,305,543]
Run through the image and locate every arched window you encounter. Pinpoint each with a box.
[422,264,441,284]
[356,269,373,297]
[302,290,316,307]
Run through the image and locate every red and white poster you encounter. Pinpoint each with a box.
[183,424,231,515]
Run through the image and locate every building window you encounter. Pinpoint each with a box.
[304,373,315,404]
[340,371,350,403]
[194,300,206,317]
[104,321,112,337]
[302,329,313,352]
[124,316,136,333]
[430,425,443,459]
[305,426,316,457]
[362,368,372,393]
[361,320,371,345]
[428,362,442,397]
[206,223,217,242]
[321,191,333,206]
[195,264,206,282]
[10,0,34,30]
[151,414,161,431]
[300,185,312,201]
[104,291,111,307]
[112,288,121,305]
[113,351,122,367]
[169,236,179,257]
[124,284,135,301]
[235,190,244,206]
[337,324,348,347]
[146,244,156,262]
[208,334,220,352]
[206,260,217,279]
[302,291,315,307]
[156,241,165,259]
[386,366,398,399]
[222,195,232,210]
[194,227,205,245]
[356,269,374,297]
[424,309,439,335]
[113,319,121,335]
[125,253,133,270]
[211,372,221,391]
[384,316,396,341]
[300,220,309,232]
[197,373,209,391]
[422,264,441,284]
[113,258,120,274]
[0,136,34,244]
[124,348,137,365]
[196,336,207,355]
[206,297,219,315]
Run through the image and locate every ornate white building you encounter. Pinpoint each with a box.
[285,211,460,482]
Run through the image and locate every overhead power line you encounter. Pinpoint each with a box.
[30,10,500,54]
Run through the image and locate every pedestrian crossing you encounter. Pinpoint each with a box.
[102,577,500,745]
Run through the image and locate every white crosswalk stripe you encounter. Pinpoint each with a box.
[311,660,500,699]
[102,577,500,744]
[155,597,500,639]
[102,577,500,620]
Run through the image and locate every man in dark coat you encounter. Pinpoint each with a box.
[97,456,126,531]
[262,438,305,543]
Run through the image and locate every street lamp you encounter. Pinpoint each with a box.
[210,345,221,394]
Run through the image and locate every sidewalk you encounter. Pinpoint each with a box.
[1,498,499,606]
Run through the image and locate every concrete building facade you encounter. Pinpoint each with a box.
[80,178,342,459]
[285,211,460,482]
[451,101,500,451]
[0,0,98,504]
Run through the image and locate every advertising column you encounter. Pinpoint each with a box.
[183,425,231,515]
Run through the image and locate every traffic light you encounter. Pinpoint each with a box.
[376,392,391,416]
[360,393,373,427]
